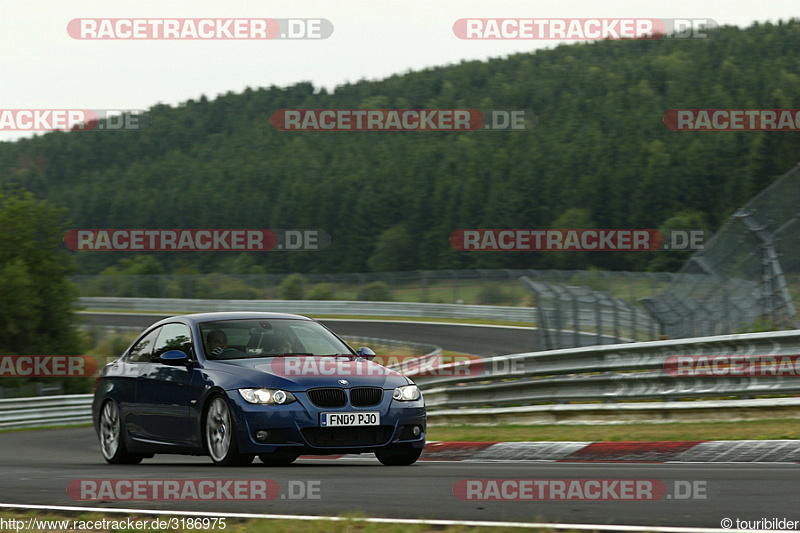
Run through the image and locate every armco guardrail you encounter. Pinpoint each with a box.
[0,394,93,429]
[410,329,800,409]
[79,297,538,322]
[5,331,799,429]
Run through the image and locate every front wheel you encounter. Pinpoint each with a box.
[99,400,144,464]
[375,445,422,466]
[204,395,254,466]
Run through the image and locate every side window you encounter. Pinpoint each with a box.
[126,327,161,363]
[152,323,193,362]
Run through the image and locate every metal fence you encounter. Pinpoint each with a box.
[520,276,662,348]
[3,330,800,429]
[642,164,800,338]
[410,329,800,409]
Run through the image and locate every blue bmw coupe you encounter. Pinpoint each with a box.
[92,312,426,466]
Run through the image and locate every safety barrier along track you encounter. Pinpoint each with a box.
[411,329,800,409]
[0,395,93,430]
[3,329,800,430]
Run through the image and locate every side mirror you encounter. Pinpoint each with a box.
[159,350,189,366]
[356,347,376,361]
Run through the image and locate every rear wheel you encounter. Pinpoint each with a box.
[375,445,422,466]
[99,400,144,464]
[204,395,254,466]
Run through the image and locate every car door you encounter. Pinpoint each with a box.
[136,322,198,445]
[118,326,161,439]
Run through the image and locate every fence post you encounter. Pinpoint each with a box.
[572,290,579,347]
[595,294,603,345]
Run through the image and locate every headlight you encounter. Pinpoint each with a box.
[392,385,420,401]
[238,388,296,405]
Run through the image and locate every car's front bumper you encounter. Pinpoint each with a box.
[226,388,426,455]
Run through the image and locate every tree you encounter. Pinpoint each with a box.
[647,210,710,272]
[0,187,84,392]
[92,256,165,297]
[278,274,307,300]
[357,281,393,302]
[546,207,595,270]
[1,21,799,275]
[367,224,415,272]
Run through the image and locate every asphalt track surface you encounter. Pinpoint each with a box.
[7,313,791,527]
[2,427,799,528]
[80,312,543,356]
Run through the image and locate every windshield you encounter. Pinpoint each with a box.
[199,318,352,360]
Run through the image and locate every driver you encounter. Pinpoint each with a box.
[206,329,246,359]
[271,330,294,354]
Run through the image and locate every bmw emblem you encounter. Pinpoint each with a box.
[338,379,349,385]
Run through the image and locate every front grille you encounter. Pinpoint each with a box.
[302,426,394,447]
[307,388,347,408]
[349,387,383,407]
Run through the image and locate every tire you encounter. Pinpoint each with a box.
[98,400,145,465]
[375,445,422,466]
[258,452,299,466]
[204,395,254,466]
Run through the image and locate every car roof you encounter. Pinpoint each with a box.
[155,311,315,326]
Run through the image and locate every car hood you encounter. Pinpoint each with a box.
[208,356,411,390]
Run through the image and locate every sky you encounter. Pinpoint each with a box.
[0,0,797,142]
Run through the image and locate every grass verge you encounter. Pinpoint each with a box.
[428,420,800,442]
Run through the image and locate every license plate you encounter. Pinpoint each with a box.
[320,412,380,427]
